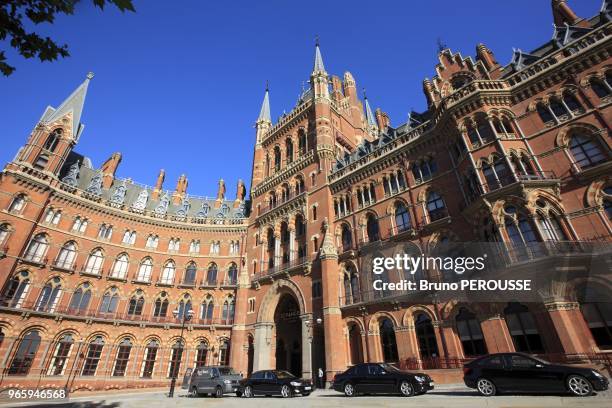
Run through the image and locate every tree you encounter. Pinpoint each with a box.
[0,0,135,76]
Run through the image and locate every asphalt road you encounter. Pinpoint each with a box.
[2,385,612,408]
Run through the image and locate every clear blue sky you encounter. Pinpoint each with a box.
[0,0,602,197]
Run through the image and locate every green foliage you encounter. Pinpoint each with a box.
[0,0,135,76]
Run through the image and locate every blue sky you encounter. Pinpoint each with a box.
[1,0,602,197]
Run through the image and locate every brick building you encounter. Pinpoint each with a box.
[0,0,611,393]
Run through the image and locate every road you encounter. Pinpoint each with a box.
[1,385,611,408]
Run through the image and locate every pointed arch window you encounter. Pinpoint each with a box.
[1,272,30,308]
[110,253,129,279]
[153,292,169,318]
[141,340,159,378]
[145,234,159,249]
[83,248,104,275]
[569,134,607,170]
[222,296,235,324]
[394,202,411,233]
[99,287,119,315]
[8,330,41,375]
[201,295,214,323]
[44,208,62,225]
[298,130,307,155]
[8,194,26,213]
[504,302,544,353]
[69,283,91,313]
[98,224,113,240]
[536,102,555,124]
[72,216,88,233]
[415,313,439,360]
[47,333,74,376]
[456,308,487,357]
[227,263,238,285]
[426,191,447,222]
[160,260,176,285]
[35,277,62,312]
[24,233,48,263]
[591,77,610,98]
[341,224,352,252]
[55,241,77,269]
[379,318,399,363]
[82,336,104,376]
[127,292,145,316]
[537,212,568,242]
[286,139,294,164]
[218,339,230,366]
[195,340,208,366]
[168,341,183,378]
[43,128,62,152]
[0,223,10,245]
[136,258,153,282]
[177,296,192,320]
[184,262,197,285]
[206,263,218,285]
[274,145,282,172]
[366,214,380,242]
[343,265,360,305]
[112,338,132,377]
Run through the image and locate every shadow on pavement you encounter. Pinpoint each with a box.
[14,402,120,408]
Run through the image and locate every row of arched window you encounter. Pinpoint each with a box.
[265,130,308,176]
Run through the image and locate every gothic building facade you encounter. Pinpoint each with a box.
[0,0,611,392]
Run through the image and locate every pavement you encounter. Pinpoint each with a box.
[1,383,611,408]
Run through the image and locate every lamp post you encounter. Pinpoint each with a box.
[168,308,194,398]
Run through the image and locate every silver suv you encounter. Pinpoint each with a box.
[183,366,242,397]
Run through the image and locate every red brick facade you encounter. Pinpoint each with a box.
[0,0,611,394]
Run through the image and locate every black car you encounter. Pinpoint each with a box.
[331,363,434,397]
[237,370,312,398]
[463,353,609,397]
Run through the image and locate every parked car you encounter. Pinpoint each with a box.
[463,353,609,397]
[183,365,242,397]
[331,363,434,397]
[237,370,312,398]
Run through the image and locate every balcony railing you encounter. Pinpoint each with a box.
[259,191,305,216]
[254,255,311,280]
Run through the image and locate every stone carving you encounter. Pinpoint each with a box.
[86,170,103,196]
[235,201,246,218]
[176,197,191,217]
[62,161,80,186]
[110,179,127,205]
[319,217,338,258]
[132,189,149,211]
[155,192,170,216]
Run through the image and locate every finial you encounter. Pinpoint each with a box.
[362,88,367,99]
[86,72,95,80]
[315,35,320,47]
[265,80,269,92]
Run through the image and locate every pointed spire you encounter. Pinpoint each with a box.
[257,82,271,123]
[42,72,93,140]
[312,36,326,74]
[363,89,377,127]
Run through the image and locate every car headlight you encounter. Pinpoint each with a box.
[290,381,302,387]
[592,370,604,378]
[223,379,232,384]
[414,375,426,382]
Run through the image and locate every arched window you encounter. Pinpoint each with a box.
[201,295,214,323]
[1,271,30,308]
[549,97,569,118]
[426,191,447,221]
[145,234,159,249]
[153,292,169,318]
[504,302,544,353]
[591,77,610,98]
[569,134,607,170]
[286,139,294,164]
[343,264,360,305]
[24,233,48,262]
[195,340,208,366]
[8,194,26,213]
[8,330,41,375]
[218,339,230,366]
[55,241,77,269]
[222,296,235,324]
[604,186,612,220]
[415,313,439,360]
[47,333,73,376]
[537,212,568,242]
[177,296,192,320]
[505,208,539,246]
[35,277,62,312]
[112,338,132,377]
[83,248,104,275]
[69,283,91,313]
[168,341,183,378]
[43,129,62,152]
[72,216,88,233]
[136,258,153,282]
[456,308,487,357]
[127,291,145,316]
[141,340,159,378]
[227,263,238,285]
[184,262,197,285]
[274,145,282,172]
[206,263,218,285]
[366,214,380,242]
[98,224,113,240]
[394,202,411,233]
[379,318,399,363]
[536,102,555,124]
[341,224,352,252]
[99,287,119,315]
[0,223,10,245]
[82,336,104,376]
[110,253,129,279]
[298,130,307,155]
[580,288,612,349]
[160,260,176,285]
[563,92,582,113]
[44,208,61,225]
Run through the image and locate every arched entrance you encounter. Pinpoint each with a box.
[274,293,302,376]
[247,335,254,376]
[415,313,439,359]
[348,323,364,364]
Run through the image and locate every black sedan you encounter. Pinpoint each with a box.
[463,353,609,397]
[332,363,434,397]
[237,370,312,398]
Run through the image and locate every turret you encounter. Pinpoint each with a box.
[310,38,329,99]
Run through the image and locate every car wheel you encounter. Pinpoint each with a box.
[476,378,496,397]
[280,384,293,398]
[235,390,242,397]
[214,386,223,398]
[567,375,593,397]
[302,392,310,397]
[189,386,199,398]
[243,385,253,398]
[399,380,415,397]
[343,382,355,397]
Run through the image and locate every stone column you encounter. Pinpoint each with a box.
[289,229,296,261]
[480,314,514,353]
[300,313,313,380]
[274,235,281,267]
[253,322,273,371]
[544,301,597,354]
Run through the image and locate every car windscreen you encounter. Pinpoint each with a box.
[275,371,296,379]
[379,363,401,372]
[219,367,238,375]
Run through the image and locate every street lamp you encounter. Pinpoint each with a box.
[168,308,194,398]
